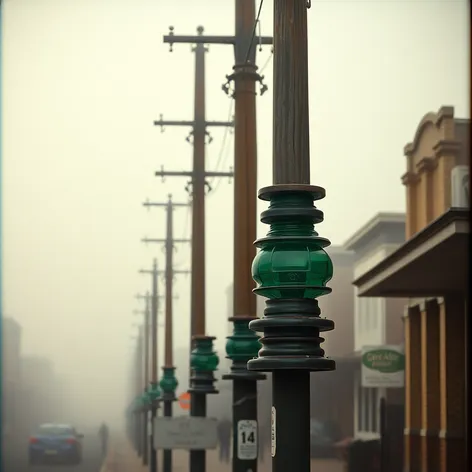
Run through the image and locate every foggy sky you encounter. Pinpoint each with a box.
[2,0,469,425]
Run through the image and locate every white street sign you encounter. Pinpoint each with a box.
[271,407,276,457]
[153,416,218,450]
[237,420,257,460]
[361,345,405,388]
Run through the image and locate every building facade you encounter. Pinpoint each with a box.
[20,356,56,430]
[344,213,407,441]
[307,247,356,438]
[2,318,22,436]
[353,106,469,472]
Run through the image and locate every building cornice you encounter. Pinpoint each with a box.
[343,213,406,252]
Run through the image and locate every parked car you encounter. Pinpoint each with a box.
[28,423,84,465]
[310,419,343,459]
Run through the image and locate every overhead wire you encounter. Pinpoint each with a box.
[210,0,267,197]
[210,125,234,196]
[259,49,273,75]
[212,98,234,175]
[244,0,265,64]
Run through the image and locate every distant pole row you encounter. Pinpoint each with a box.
[142,197,190,472]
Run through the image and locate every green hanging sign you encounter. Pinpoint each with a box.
[362,348,405,373]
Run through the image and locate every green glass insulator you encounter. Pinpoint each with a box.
[226,318,261,362]
[159,367,179,394]
[190,336,219,372]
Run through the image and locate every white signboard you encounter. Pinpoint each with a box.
[237,420,257,460]
[153,416,218,450]
[361,345,405,388]
[271,407,276,457]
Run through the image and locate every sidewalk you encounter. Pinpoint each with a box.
[100,438,148,472]
[100,439,344,472]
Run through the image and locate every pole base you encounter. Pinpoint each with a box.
[188,369,219,395]
[248,298,335,372]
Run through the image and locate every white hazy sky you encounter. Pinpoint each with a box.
[2,0,469,422]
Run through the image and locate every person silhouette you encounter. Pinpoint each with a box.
[217,417,232,463]
[98,422,109,458]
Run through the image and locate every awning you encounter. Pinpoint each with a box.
[353,208,469,298]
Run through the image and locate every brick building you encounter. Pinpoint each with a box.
[352,106,469,472]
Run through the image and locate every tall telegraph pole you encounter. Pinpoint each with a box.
[248,2,335,472]
[142,195,190,472]
[217,3,273,471]
[154,25,233,472]
[155,25,233,355]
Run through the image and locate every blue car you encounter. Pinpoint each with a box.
[28,423,84,465]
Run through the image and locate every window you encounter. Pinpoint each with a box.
[371,299,378,329]
[356,378,362,431]
[356,381,381,434]
[37,425,74,436]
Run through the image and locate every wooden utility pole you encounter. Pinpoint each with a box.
[142,195,191,472]
[247,2,336,472]
[155,24,244,472]
[219,3,272,470]
[155,26,233,350]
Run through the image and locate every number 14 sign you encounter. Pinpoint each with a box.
[237,420,258,460]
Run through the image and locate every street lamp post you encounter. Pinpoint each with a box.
[247,1,335,472]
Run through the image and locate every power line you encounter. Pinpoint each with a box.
[210,130,233,196]
[244,0,265,64]
[211,98,234,179]
[259,48,273,75]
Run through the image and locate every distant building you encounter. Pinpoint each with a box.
[353,107,469,471]
[20,356,56,430]
[344,213,407,441]
[309,247,356,438]
[2,318,22,436]
[319,247,355,358]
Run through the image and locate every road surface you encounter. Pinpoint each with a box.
[3,434,103,472]
[113,440,344,472]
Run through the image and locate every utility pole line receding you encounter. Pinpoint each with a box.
[135,293,150,467]
[142,194,190,472]
[133,326,144,459]
[137,259,162,472]
[142,195,191,367]
[156,24,249,472]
